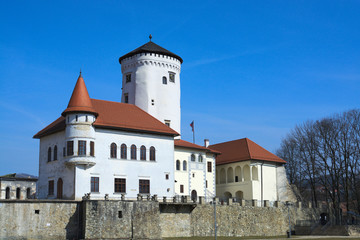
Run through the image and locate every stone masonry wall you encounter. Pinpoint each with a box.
[1,200,321,239]
[0,200,81,240]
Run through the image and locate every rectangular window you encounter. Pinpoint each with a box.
[165,174,169,180]
[91,177,99,192]
[126,74,131,83]
[67,141,74,156]
[169,72,175,83]
[78,140,86,156]
[63,147,66,157]
[139,179,150,194]
[164,120,170,127]
[207,162,212,172]
[48,180,54,196]
[124,93,129,103]
[90,141,95,156]
[114,178,126,193]
[206,180,208,188]
[180,184,184,193]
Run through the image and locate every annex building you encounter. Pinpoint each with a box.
[33,38,290,202]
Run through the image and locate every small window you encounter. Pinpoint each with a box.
[131,145,137,160]
[114,178,126,193]
[78,140,86,156]
[26,188,31,199]
[192,173,195,178]
[176,160,180,170]
[76,115,78,122]
[86,115,88,122]
[16,188,21,199]
[180,185,184,193]
[35,210,40,214]
[53,145,57,160]
[121,144,127,159]
[5,187,10,199]
[90,141,95,156]
[124,93,129,104]
[206,180,208,188]
[126,74,131,83]
[48,147,52,162]
[198,155,203,162]
[150,146,156,161]
[191,154,195,162]
[164,120,170,127]
[165,174,169,180]
[207,162,212,172]
[67,141,74,156]
[91,177,99,192]
[48,180,54,196]
[140,145,146,160]
[151,99,154,106]
[162,76,167,84]
[63,147,66,157]
[118,211,123,218]
[139,179,150,194]
[169,72,175,83]
[110,143,117,158]
[183,161,187,171]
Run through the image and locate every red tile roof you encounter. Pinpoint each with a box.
[62,73,98,117]
[174,139,221,154]
[34,100,179,138]
[209,138,286,165]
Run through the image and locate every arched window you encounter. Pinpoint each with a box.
[26,188,31,199]
[252,166,258,180]
[198,155,203,162]
[131,145,137,160]
[140,145,146,160]
[244,165,250,181]
[110,143,117,158]
[121,144,127,159]
[162,76,167,84]
[176,160,180,170]
[16,188,21,199]
[220,168,226,184]
[5,187,10,199]
[150,146,156,161]
[48,147,51,162]
[227,167,234,183]
[191,154,195,162]
[53,145,57,160]
[183,160,187,171]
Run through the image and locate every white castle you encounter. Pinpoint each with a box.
[33,37,291,202]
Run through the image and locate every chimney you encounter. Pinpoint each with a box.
[204,139,209,148]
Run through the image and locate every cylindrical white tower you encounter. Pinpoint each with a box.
[62,73,98,166]
[119,40,182,135]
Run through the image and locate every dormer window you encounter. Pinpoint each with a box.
[126,74,131,83]
[169,72,175,83]
[164,120,170,127]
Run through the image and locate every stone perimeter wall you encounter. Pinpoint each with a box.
[1,200,319,240]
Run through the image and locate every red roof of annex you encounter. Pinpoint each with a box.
[209,138,286,165]
[174,139,221,154]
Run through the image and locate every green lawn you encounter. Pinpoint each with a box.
[164,237,360,240]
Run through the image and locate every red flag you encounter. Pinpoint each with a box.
[190,121,194,132]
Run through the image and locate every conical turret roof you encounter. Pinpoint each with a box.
[62,72,98,117]
[119,41,183,63]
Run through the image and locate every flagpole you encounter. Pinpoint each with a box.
[193,127,195,144]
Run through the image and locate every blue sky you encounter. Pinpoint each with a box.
[1,1,360,176]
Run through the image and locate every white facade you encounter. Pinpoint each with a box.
[120,53,181,134]
[37,126,175,200]
[216,161,279,201]
[174,148,216,201]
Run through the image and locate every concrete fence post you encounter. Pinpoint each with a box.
[240,199,246,206]
[121,194,125,201]
[264,200,269,207]
[274,201,279,207]
[163,196,167,203]
[228,198,233,205]
[173,196,177,203]
[252,199,258,207]
[199,196,204,204]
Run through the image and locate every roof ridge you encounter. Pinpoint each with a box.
[244,138,252,159]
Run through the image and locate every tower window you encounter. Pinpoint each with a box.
[131,145,137,160]
[164,120,170,127]
[126,74,131,83]
[162,76,167,85]
[169,72,175,83]
[124,93,129,103]
[140,145,146,160]
[67,141,74,156]
[53,145,58,160]
[207,162,212,172]
[150,146,156,161]
[47,147,52,162]
[78,140,86,156]
[90,141,95,156]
